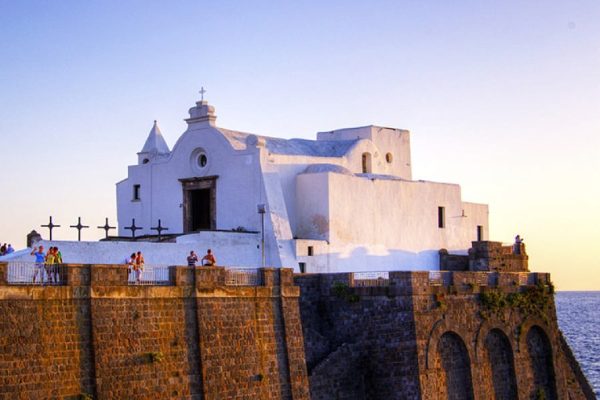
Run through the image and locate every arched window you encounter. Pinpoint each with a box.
[361,152,372,173]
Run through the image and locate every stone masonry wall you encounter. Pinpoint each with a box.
[0,261,593,400]
[0,263,309,400]
[0,294,95,400]
[297,271,595,400]
[440,241,529,272]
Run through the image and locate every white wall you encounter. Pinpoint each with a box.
[294,171,488,272]
[4,231,261,267]
[317,126,412,178]
[115,110,488,274]
[118,123,264,237]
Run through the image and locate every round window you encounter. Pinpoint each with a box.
[190,147,209,173]
[385,153,393,163]
[197,153,208,168]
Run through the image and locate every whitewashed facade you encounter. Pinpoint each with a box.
[116,98,488,272]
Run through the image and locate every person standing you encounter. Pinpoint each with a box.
[134,251,145,283]
[30,245,45,283]
[514,235,524,255]
[45,247,56,283]
[201,249,216,266]
[53,247,63,283]
[187,251,199,267]
[6,244,14,254]
[126,253,136,277]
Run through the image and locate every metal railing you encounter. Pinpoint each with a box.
[429,271,442,286]
[6,262,68,285]
[352,271,390,287]
[225,268,262,286]
[128,265,170,286]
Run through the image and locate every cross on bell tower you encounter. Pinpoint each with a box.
[199,86,206,101]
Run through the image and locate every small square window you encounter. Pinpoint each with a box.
[438,206,445,228]
[133,184,141,201]
[307,246,314,256]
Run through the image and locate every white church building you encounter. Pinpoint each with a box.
[113,96,488,273]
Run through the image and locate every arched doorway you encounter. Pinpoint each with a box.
[484,329,518,399]
[438,331,474,400]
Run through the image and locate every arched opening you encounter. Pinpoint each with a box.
[438,332,474,400]
[527,326,557,400]
[484,329,518,400]
[361,152,372,173]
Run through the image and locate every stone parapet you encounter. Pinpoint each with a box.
[0,263,307,400]
[469,240,529,272]
[440,241,529,272]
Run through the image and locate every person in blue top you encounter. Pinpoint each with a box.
[30,245,46,284]
[6,244,14,254]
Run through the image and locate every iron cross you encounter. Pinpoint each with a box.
[199,86,206,101]
[69,217,90,242]
[97,218,116,239]
[41,216,61,241]
[151,219,169,241]
[124,218,143,238]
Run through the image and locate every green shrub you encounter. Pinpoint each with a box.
[479,282,553,321]
[332,282,360,303]
[144,351,164,364]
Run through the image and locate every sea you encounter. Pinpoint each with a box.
[555,291,600,397]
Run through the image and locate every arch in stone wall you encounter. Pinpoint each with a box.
[426,318,474,370]
[526,325,558,400]
[484,329,518,400]
[517,317,557,354]
[437,331,475,400]
[474,319,514,363]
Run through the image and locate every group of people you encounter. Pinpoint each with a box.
[0,243,14,256]
[187,249,216,267]
[125,251,145,283]
[30,245,63,284]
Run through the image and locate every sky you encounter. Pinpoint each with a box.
[0,1,598,290]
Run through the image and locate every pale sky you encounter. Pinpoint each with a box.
[0,1,598,290]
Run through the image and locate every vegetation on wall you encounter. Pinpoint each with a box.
[144,351,164,364]
[479,281,554,321]
[434,293,448,313]
[332,282,360,303]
